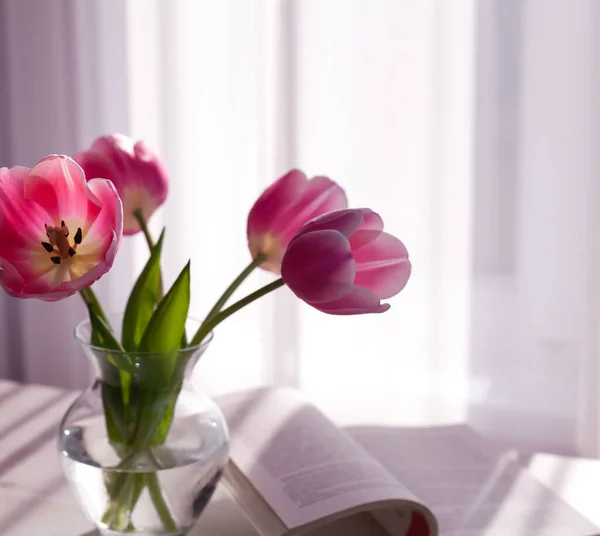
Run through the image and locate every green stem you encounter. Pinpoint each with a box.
[101,473,139,528]
[190,278,285,346]
[100,472,148,530]
[101,410,178,529]
[146,472,178,532]
[201,254,265,326]
[79,287,109,324]
[133,208,164,301]
[102,471,176,532]
[133,208,155,250]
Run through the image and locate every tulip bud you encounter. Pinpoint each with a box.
[247,169,347,273]
[75,134,168,235]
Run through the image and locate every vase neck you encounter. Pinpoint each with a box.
[77,342,208,389]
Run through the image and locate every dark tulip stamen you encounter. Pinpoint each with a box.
[44,222,83,265]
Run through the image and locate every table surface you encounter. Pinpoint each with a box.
[2,379,600,536]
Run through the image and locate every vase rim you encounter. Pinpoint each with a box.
[73,314,213,356]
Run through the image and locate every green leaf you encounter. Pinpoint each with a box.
[91,326,104,347]
[139,261,191,354]
[89,305,123,352]
[122,229,166,351]
[88,306,136,374]
[88,307,133,444]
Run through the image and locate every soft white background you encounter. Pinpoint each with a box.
[0,0,598,457]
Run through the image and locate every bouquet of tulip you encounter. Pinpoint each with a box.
[0,134,411,534]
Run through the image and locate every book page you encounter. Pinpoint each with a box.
[217,388,424,532]
[347,425,600,536]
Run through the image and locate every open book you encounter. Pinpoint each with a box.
[216,387,600,536]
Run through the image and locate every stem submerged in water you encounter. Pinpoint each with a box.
[99,383,183,531]
[101,472,143,529]
[146,472,178,532]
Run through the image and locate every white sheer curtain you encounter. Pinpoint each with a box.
[0,0,598,456]
[291,0,475,427]
[471,0,597,456]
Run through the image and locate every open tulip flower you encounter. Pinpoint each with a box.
[281,208,411,314]
[247,169,347,273]
[75,133,168,235]
[0,155,122,301]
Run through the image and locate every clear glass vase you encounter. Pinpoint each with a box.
[59,316,229,536]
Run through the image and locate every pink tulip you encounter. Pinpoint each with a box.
[247,169,347,273]
[281,208,411,314]
[0,155,123,302]
[74,133,168,235]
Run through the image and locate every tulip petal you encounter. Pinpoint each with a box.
[348,209,385,249]
[73,151,116,182]
[89,134,134,180]
[358,209,384,232]
[76,178,123,267]
[119,185,163,236]
[60,238,118,293]
[314,285,391,315]
[133,140,169,201]
[353,231,411,299]
[0,167,68,286]
[281,230,355,304]
[273,176,348,245]
[0,166,49,246]
[247,169,308,238]
[0,260,26,298]
[295,208,365,239]
[0,258,75,302]
[23,155,101,230]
